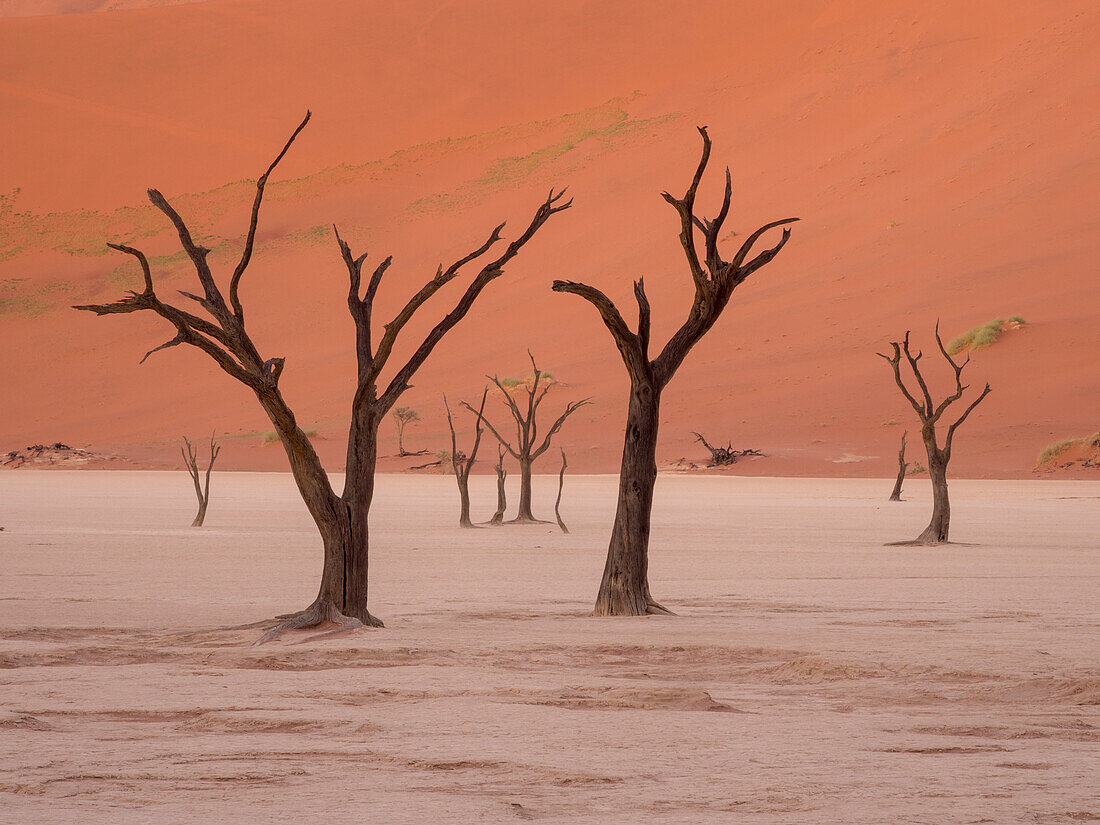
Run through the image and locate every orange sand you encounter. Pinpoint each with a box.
[1,2,1097,479]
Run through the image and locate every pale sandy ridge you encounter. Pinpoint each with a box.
[1,471,1097,822]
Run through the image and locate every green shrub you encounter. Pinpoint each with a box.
[435,449,454,474]
[946,316,1025,355]
[1035,432,1100,467]
[260,427,317,445]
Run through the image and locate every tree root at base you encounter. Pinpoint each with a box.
[885,539,978,547]
[592,597,678,617]
[254,600,383,646]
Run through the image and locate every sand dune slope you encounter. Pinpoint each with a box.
[1,1,1097,476]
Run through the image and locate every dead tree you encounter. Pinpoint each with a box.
[889,431,909,502]
[468,352,590,523]
[181,433,220,527]
[74,111,570,640]
[490,445,508,525]
[878,325,991,544]
[691,432,760,466]
[555,447,569,534]
[392,406,424,456]
[444,389,488,528]
[553,127,797,615]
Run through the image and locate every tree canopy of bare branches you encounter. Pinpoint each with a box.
[552,127,797,616]
[74,111,570,641]
[444,389,488,528]
[878,324,991,543]
[181,433,219,527]
[468,352,590,523]
[392,406,423,456]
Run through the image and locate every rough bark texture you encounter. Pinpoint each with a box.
[878,325,992,544]
[181,433,219,527]
[469,351,589,524]
[490,445,508,525]
[553,127,797,615]
[889,431,908,501]
[74,111,570,640]
[555,447,569,534]
[445,389,487,529]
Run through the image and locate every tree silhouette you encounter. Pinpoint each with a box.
[74,111,570,640]
[392,406,423,456]
[878,324,991,543]
[444,389,488,528]
[181,433,219,527]
[553,127,797,615]
[469,352,589,523]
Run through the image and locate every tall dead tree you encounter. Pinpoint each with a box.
[490,445,508,525]
[878,325,991,544]
[889,431,908,501]
[554,447,569,534]
[74,111,570,639]
[392,406,423,456]
[444,389,488,528]
[469,352,590,523]
[181,433,219,527]
[553,127,797,616]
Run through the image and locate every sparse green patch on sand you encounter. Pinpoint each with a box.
[946,316,1026,355]
[1035,432,1100,467]
[0,277,75,318]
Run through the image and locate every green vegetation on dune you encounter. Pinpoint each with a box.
[0,98,679,320]
[1035,432,1100,467]
[946,316,1026,355]
[0,277,75,318]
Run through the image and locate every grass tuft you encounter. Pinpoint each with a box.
[1035,432,1100,467]
[946,316,1025,355]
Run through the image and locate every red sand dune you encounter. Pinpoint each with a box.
[1,0,1097,477]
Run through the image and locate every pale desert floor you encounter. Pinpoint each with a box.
[0,471,1097,824]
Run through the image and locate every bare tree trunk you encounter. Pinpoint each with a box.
[445,390,486,529]
[555,447,569,534]
[458,482,474,528]
[594,382,670,615]
[916,444,951,543]
[515,457,536,522]
[490,446,507,525]
[889,431,908,502]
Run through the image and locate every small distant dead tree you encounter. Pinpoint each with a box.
[878,325,991,544]
[392,406,424,456]
[469,352,590,523]
[490,444,508,525]
[889,431,909,501]
[181,433,220,527]
[553,127,797,615]
[444,388,488,528]
[554,447,569,534]
[74,111,570,639]
[692,432,761,466]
